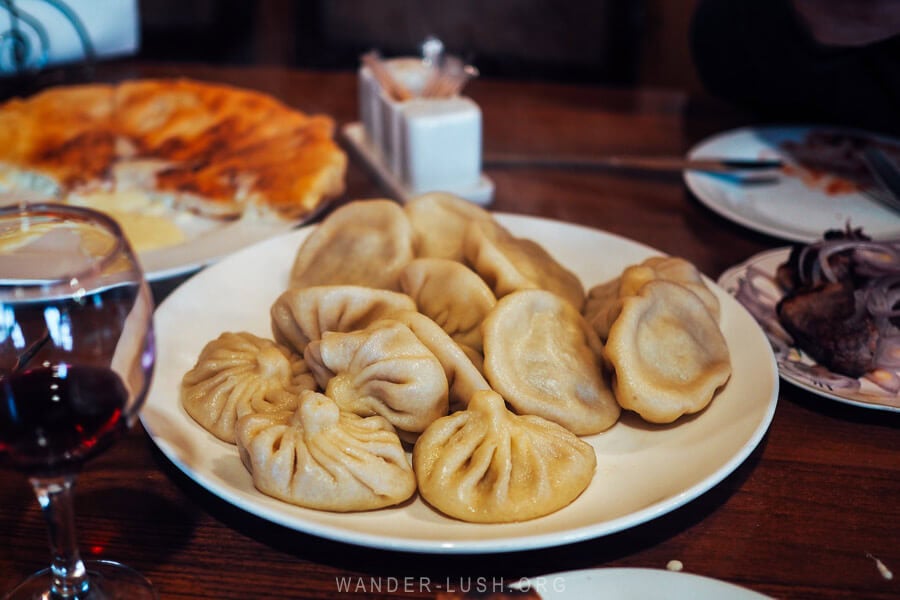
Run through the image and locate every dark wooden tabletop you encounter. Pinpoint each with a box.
[1,62,898,600]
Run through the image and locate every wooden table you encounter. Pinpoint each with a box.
[1,62,898,600]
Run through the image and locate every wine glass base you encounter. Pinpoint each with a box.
[4,560,157,600]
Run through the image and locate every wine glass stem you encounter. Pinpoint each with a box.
[29,474,91,598]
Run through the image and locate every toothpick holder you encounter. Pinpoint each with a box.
[345,57,494,205]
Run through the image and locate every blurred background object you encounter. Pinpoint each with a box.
[690,0,900,136]
[138,0,253,65]
[0,0,138,75]
[137,0,704,92]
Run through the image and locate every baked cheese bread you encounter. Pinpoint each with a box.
[0,78,347,222]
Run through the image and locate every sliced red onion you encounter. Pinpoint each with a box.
[755,235,900,384]
[865,275,900,318]
[852,245,900,277]
[734,268,793,344]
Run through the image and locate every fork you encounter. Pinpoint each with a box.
[859,146,900,214]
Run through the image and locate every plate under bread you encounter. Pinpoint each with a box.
[140,213,779,553]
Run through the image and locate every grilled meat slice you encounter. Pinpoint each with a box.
[775,227,871,291]
[776,280,879,377]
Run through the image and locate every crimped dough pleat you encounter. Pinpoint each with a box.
[270,285,415,354]
[181,331,314,443]
[413,389,596,523]
[237,391,416,512]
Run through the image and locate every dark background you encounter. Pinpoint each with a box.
[136,0,703,91]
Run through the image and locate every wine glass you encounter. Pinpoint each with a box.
[0,203,157,599]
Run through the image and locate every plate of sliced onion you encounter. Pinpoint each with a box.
[718,232,900,412]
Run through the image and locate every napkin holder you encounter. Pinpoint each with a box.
[342,57,494,206]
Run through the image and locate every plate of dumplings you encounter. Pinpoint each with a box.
[141,193,779,554]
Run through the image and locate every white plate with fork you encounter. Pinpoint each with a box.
[684,125,900,242]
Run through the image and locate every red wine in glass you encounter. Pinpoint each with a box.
[0,364,130,475]
[0,203,157,600]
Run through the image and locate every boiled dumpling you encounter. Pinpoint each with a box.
[385,310,491,413]
[620,256,720,320]
[236,390,416,512]
[270,285,416,354]
[603,279,732,423]
[304,319,449,437]
[481,289,620,435]
[413,389,596,523]
[464,219,585,311]
[399,257,496,356]
[289,199,414,290]
[582,277,622,342]
[181,331,314,443]
[584,255,720,341]
[403,191,495,261]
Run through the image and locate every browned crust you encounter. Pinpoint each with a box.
[0,78,346,221]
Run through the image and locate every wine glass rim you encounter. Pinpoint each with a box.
[0,202,130,287]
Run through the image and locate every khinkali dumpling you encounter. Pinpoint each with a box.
[582,277,621,342]
[236,390,416,511]
[584,256,720,341]
[481,289,620,435]
[413,389,596,523]
[603,280,732,423]
[399,258,496,356]
[403,192,495,261]
[304,320,449,437]
[290,199,414,290]
[464,219,585,311]
[270,285,416,354]
[386,310,491,413]
[181,331,314,443]
[620,257,720,320]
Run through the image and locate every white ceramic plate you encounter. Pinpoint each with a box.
[137,212,301,282]
[685,125,900,243]
[719,248,900,413]
[511,568,772,599]
[0,82,341,282]
[140,213,779,553]
[0,195,307,283]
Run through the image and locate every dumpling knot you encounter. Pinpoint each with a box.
[413,389,596,523]
[256,344,292,380]
[181,331,314,443]
[296,390,340,433]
